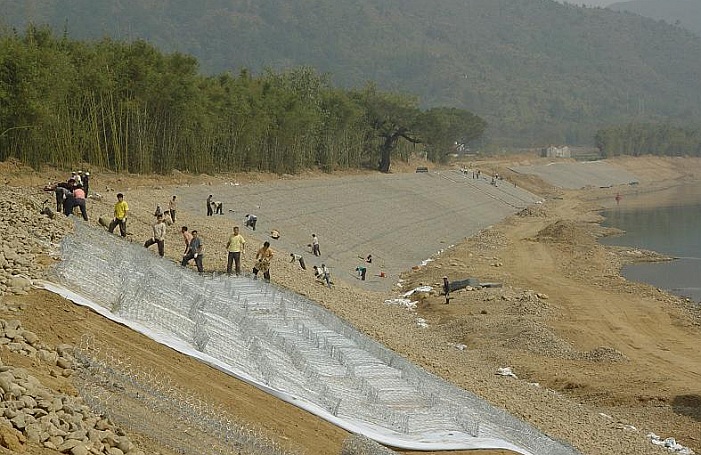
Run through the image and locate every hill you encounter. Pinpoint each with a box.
[608,0,701,36]
[2,0,701,146]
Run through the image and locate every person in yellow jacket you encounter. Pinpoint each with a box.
[226,226,246,276]
[108,193,129,237]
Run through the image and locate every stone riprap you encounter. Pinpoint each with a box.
[0,189,72,296]
[176,170,542,291]
[509,161,639,189]
[0,317,145,455]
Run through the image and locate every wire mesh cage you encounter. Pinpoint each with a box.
[53,223,580,455]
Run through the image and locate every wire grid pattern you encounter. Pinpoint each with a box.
[73,335,296,455]
[52,223,580,455]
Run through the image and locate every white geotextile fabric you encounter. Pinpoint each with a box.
[42,223,580,454]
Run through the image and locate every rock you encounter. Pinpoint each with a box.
[67,429,87,441]
[2,247,17,262]
[3,319,21,330]
[47,434,64,446]
[57,438,81,452]
[10,413,27,430]
[95,419,111,431]
[115,436,133,452]
[56,357,72,369]
[70,443,90,455]
[19,395,37,409]
[56,344,74,358]
[38,349,58,365]
[0,424,26,452]
[0,372,15,393]
[24,423,42,443]
[8,275,32,291]
[20,330,38,345]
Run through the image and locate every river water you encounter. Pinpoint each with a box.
[599,184,701,302]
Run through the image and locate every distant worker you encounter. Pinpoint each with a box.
[169,195,177,222]
[253,241,273,281]
[82,171,90,196]
[66,184,88,221]
[321,264,332,288]
[244,214,258,230]
[355,265,367,281]
[71,171,82,187]
[226,226,246,276]
[181,230,204,273]
[311,234,321,256]
[108,193,129,237]
[144,214,166,257]
[54,181,72,212]
[442,276,451,304]
[215,200,223,215]
[290,253,307,270]
[181,226,193,257]
[206,195,214,216]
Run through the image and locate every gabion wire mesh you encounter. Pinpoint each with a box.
[73,335,298,455]
[52,223,580,455]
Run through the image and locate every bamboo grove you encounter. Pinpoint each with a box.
[0,26,487,175]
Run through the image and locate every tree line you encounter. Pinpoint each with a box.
[0,26,486,175]
[595,123,701,158]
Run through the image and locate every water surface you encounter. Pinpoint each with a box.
[600,186,701,302]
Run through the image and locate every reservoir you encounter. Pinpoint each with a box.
[599,184,701,303]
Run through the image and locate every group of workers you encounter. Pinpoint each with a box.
[52,171,91,221]
[99,191,334,287]
[48,175,389,291]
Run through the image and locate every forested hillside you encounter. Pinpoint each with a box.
[608,0,701,36]
[2,0,701,146]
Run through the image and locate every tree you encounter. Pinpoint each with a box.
[417,107,487,163]
[354,85,486,172]
[353,85,421,173]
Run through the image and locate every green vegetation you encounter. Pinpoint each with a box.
[2,0,701,146]
[0,27,485,174]
[608,0,701,36]
[595,123,701,157]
